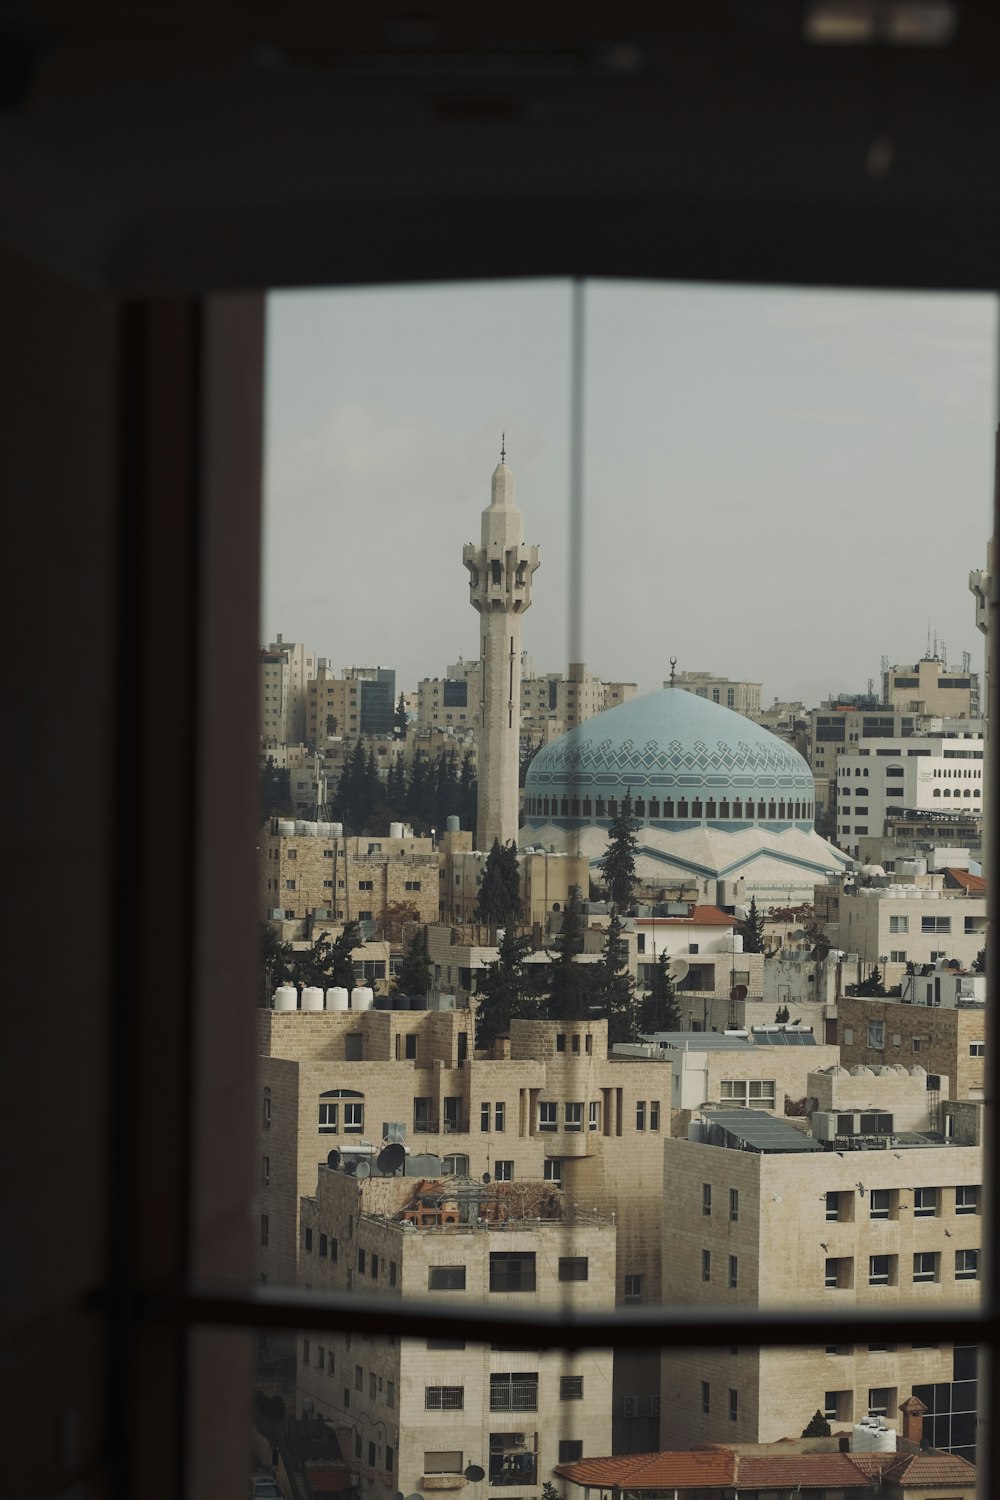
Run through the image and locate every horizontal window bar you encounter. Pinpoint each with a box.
[139,1282,997,1352]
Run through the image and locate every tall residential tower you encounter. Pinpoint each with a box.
[464,451,540,848]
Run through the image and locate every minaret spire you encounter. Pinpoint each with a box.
[463,452,540,849]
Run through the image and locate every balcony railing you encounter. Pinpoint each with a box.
[490,1381,539,1412]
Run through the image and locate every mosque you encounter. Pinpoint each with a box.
[519,687,851,903]
[468,452,850,905]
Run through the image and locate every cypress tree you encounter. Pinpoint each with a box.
[740,895,766,954]
[640,950,681,1033]
[599,909,636,1044]
[599,790,639,912]
[393,929,432,998]
[475,839,522,932]
[545,888,597,1021]
[475,925,534,1050]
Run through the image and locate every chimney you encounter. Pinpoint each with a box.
[899,1395,928,1447]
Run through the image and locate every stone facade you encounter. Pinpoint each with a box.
[259,824,440,926]
[298,1168,615,1500]
[838,994,985,1101]
[660,1128,982,1449]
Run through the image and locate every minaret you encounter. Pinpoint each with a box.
[463,444,540,849]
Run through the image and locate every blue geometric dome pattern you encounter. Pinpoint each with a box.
[524,689,814,813]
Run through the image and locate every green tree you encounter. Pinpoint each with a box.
[260,756,292,823]
[639,950,681,1032]
[739,895,766,954]
[324,920,363,990]
[545,888,598,1021]
[459,751,477,832]
[475,839,522,932]
[405,748,431,828]
[801,1410,831,1438]
[598,791,639,911]
[598,909,636,1044]
[801,905,831,961]
[394,692,408,740]
[260,922,293,1005]
[519,738,542,787]
[475,925,534,1050]
[393,929,431,998]
[974,946,986,973]
[856,964,886,997]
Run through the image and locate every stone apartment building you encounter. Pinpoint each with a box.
[257,1009,700,1452]
[260,635,318,746]
[832,877,986,971]
[666,671,762,718]
[659,1094,982,1453]
[838,990,986,1102]
[415,659,636,750]
[259,820,441,927]
[297,1165,615,1500]
[835,733,983,857]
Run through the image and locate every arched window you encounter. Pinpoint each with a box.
[443,1154,470,1176]
[933,788,941,798]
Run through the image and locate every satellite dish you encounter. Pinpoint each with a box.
[377,1141,407,1176]
[464,1466,485,1482]
[326,1149,341,1170]
[354,1159,371,1179]
[729,984,748,1003]
[667,957,689,983]
[482,1171,491,1184]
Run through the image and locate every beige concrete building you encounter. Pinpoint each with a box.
[667,671,762,718]
[883,658,978,718]
[415,658,482,733]
[660,1100,982,1450]
[259,820,440,926]
[835,733,983,857]
[260,634,317,746]
[443,847,589,929]
[835,878,986,970]
[307,664,362,746]
[297,1165,615,1500]
[838,993,986,1101]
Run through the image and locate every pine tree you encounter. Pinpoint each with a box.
[260,756,292,824]
[740,895,766,954]
[475,839,522,932]
[598,790,639,911]
[545,888,598,1021]
[291,921,362,993]
[475,925,534,1050]
[639,950,681,1033]
[393,929,431,998]
[394,692,408,740]
[598,909,636,1044]
[801,1411,831,1438]
[406,749,430,828]
[974,946,986,973]
[260,923,294,1005]
[459,752,477,832]
[856,964,886,997]
[328,920,363,990]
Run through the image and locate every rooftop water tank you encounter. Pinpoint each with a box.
[273,984,297,1012]
[389,821,404,839]
[316,821,333,837]
[446,815,460,832]
[294,820,309,835]
[276,819,295,837]
[330,822,344,838]
[351,986,374,1012]
[852,1419,894,1453]
[302,821,318,837]
[326,986,350,1012]
[301,985,324,1012]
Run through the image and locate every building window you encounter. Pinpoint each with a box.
[955,1249,979,1281]
[921,915,951,933]
[261,1155,269,1187]
[624,1274,642,1302]
[428,1265,466,1290]
[355,1364,363,1391]
[343,1102,364,1133]
[480,1102,490,1131]
[826,1257,852,1289]
[490,1252,536,1293]
[539,1101,558,1132]
[414,1097,434,1133]
[318,1232,328,1258]
[558,1441,583,1463]
[867,1022,885,1050]
[700,1380,710,1414]
[424,1452,463,1476]
[970,1041,985,1057]
[260,1214,269,1247]
[443,1154,470,1177]
[560,1375,584,1400]
[588,1100,600,1131]
[729,1188,739,1222]
[357,1248,365,1273]
[956,1186,979,1215]
[650,1100,660,1131]
[868,1388,892,1418]
[913,1187,938,1217]
[869,1254,895,1286]
[702,1183,712,1216]
[262,1091,271,1128]
[495,1102,506,1131]
[426,1386,465,1410]
[720,1079,776,1106]
[318,1101,339,1132]
[543,1159,563,1188]
[635,1100,645,1131]
[564,1102,583,1131]
[490,1372,539,1411]
[701,1249,711,1282]
[494,1160,513,1181]
[889,915,908,933]
[728,1389,738,1422]
[728,1255,738,1289]
[559,1257,589,1282]
[869,1189,893,1220]
[913,1252,939,1283]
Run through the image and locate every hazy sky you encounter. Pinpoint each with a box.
[263,280,996,707]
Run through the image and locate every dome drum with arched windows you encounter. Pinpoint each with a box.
[521,688,850,899]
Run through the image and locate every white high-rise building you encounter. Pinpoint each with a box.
[464,452,539,849]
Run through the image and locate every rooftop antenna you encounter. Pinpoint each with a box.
[500,431,505,463]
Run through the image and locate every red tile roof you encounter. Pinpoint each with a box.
[556,1446,976,1494]
[633,905,735,927]
[554,1451,736,1488]
[882,1450,979,1484]
[943,866,986,894]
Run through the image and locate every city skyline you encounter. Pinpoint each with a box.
[264,279,996,706]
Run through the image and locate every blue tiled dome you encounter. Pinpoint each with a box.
[523,688,815,830]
